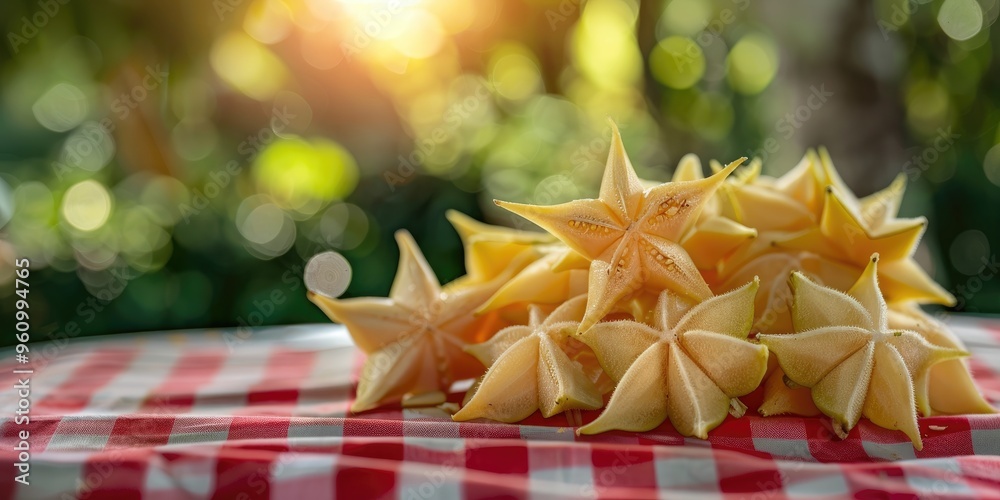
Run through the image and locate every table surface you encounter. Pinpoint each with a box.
[1,317,999,500]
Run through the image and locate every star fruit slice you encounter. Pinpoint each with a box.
[445,209,554,284]
[453,295,604,422]
[759,255,967,449]
[711,158,817,233]
[777,182,954,306]
[887,302,995,415]
[309,230,528,412]
[577,279,767,438]
[496,121,744,331]
[477,244,589,313]
[649,155,757,270]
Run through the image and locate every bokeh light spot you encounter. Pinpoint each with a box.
[76,244,119,271]
[650,36,705,90]
[139,176,188,226]
[659,0,712,37]
[32,83,89,132]
[171,119,218,161]
[210,31,288,100]
[727,34,779,95]
[571,0,643,89]
[60,122,116,173]
[62,180,112,231]
[0,177,13,229]
[236,196,297,258]
[318,202,369,251]
[119,207,169,257]
[301,32,346,70]
[253,137,359,215]
[434,0,474,34]
[243,0,293,44]
[984,144,1000,187]
[938,0,983,41]
[13,181,54,222]
[388,10,445,59]
[905,79,951,134]
[949,229,990,275]
[240,203,284,245]
[491,49,542,100]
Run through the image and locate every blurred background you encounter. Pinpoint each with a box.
[0,0,998,346]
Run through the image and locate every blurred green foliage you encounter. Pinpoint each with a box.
[1,0,998,346]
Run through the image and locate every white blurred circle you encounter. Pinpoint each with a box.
[305,251,352,298]
[62,180,112,231]
[33,83,89,132]
[0,177,13,229]
[949,229,990,275]
[984,143,1000,187]
[938,0,984,41]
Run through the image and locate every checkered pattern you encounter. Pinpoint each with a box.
[2,318,999,499]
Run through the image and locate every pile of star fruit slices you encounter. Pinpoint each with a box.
[308,124,994,449]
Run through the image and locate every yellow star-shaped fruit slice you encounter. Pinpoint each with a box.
[759,255,966,449]
[712,158,817,233]
[660,155,757,271]
[857,173,906,230]
[716,251,857,335]
[710,152,827,280]
[453,295,605,422]
[887,302,995,415]
[703,150,954,418]
[496,122,744,331]
[477,244,589,313]
[715,150,903,282]
[577,280,767,438]
[445,209,554,284]
[776,156,954,306]
[773,150,827,217]
[309,230,523,412]
[816,146,912,227]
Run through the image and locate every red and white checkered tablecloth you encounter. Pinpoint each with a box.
[1,318,999,500]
